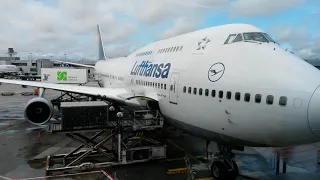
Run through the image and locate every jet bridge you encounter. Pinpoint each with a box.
[43,99,166,176]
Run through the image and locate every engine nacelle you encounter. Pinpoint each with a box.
[24,97,53,125]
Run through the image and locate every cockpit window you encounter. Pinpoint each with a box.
[224,34,237,44]
[263,33,276,43]
[233,34,243,42]
[243,32,268,42]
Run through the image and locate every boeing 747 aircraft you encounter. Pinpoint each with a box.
[1,24,320,179]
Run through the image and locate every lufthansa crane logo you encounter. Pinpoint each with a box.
[208,62,225,82]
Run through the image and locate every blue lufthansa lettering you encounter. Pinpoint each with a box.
[130,61,171,78]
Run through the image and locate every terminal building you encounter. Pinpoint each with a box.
[0,48,95,76]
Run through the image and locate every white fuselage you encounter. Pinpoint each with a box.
[94,24,320,147]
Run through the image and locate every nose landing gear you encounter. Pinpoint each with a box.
[207,142,239,180]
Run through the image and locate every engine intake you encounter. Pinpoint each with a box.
[24,97,53,125]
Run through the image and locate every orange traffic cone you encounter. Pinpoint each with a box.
[37,132,41,139]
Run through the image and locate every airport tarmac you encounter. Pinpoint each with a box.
[1,83,320,180]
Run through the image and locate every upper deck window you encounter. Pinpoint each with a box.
[243,32,268,42]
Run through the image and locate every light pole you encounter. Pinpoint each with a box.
[30,52,33,60]
[50,56,53,61]
[64,53,67,62]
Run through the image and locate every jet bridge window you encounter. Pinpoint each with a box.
[244,93,250,102]
[170,85,173,91]
[183,86,186,93]
[243,32,268,42]
[279,96,287,106]
[266,95,274,105]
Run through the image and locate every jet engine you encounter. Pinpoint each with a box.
[24,97,53,125]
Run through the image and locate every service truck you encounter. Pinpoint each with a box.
[41,68,88,84]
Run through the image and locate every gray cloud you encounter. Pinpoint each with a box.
[162,17,198,39]
[270,25,319,59]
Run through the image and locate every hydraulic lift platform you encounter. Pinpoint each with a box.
[43,101,166,176]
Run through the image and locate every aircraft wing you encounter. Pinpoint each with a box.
[0,79,136,104]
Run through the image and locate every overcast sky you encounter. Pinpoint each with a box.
[0,0,319,61]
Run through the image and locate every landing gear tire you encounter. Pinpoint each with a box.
[211,161,227,180]
[211,160,239,180]
[206,142,240,180]
[228,160,239,179]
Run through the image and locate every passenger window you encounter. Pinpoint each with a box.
[233,34,243,42]
[235,92,241,101]
[183,86,186,93]
[161,83,163,89]
[188,87,191,94]
[279,96,287,106]
[205,89,209,96]
[219,91,223,98]
[173,47,177,51]
[211,90,216,97]
[193,88,197,95]
[226,91,231,99]
[170,85,173,91]
[255,94,261,103]
[244,93,250,102]
[199,88,203,96]
[164,84,166,89]
[266,95,274,105]
[180,46,183,51]
[158,83,160,89]
[224,34,237,44]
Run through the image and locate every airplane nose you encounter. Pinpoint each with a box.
[308,85,320,136]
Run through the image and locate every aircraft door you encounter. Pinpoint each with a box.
[169,72,180,105]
